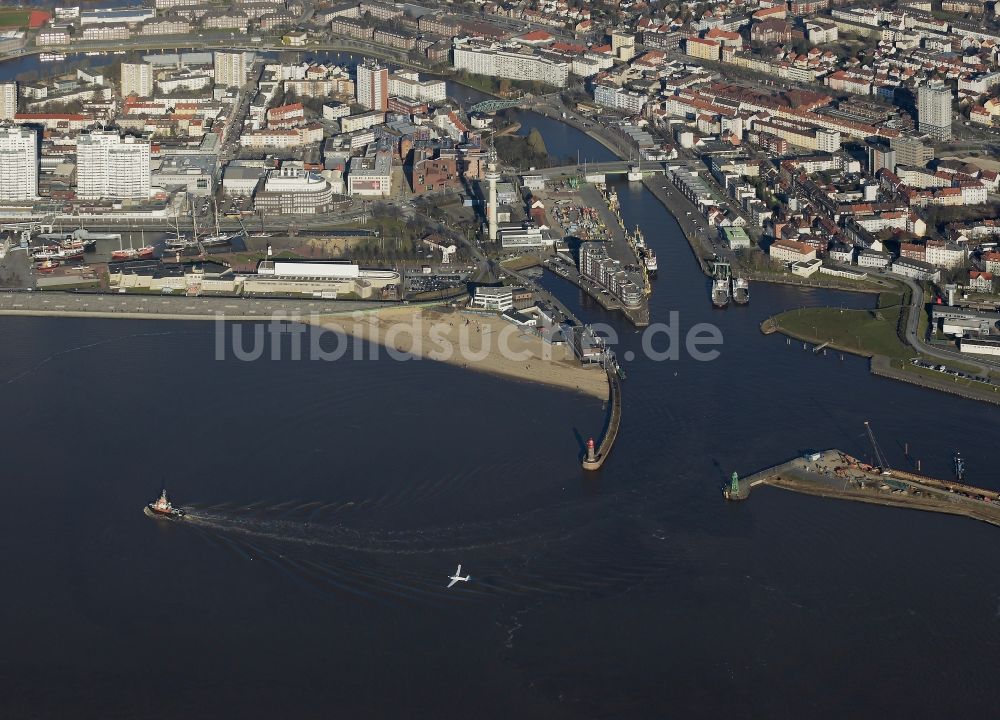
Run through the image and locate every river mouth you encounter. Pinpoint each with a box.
[1,45,999,720]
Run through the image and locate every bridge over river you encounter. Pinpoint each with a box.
[534,161,667,179]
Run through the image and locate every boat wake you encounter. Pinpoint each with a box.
[172,495,689,604]
[4,329,210,385]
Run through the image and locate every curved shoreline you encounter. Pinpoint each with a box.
[0,296,609,401]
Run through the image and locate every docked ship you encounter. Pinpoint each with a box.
[144,489,185,519]
[731,277,750,305]
[630,225,645,250]
[111,245,155,262]
[110,231,155,262]
[39,228,120,249]
[32,245,84,262]
[643,248,658,273]
[199,199,241,247]
[711,278,730,308]
[954,451,966,482]
[165,234,196,252]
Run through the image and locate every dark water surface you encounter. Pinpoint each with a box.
[1,49,999,720]
[3,179,999,718]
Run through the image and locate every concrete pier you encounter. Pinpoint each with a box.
[730,450,1000,528]
[582,366,622,471]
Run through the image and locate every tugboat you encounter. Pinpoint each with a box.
[144,489,185,519]
[954,451,966,482]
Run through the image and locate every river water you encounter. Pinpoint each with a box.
[1,53,999,720]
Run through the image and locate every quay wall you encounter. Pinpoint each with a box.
[870,355,1000,407]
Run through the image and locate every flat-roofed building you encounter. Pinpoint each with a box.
[76,130,150,200]
[891,256,940,282]
[0,125,38,201]
[472,285,514,311]
[253,167,335,215]
[347,150,392,196]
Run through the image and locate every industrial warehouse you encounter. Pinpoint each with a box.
[111,259,400,300]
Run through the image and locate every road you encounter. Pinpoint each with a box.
[0,289,394,319]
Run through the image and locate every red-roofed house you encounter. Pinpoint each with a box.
[969,270,994,292]
[267,103,305,129]
[705,28,743,48]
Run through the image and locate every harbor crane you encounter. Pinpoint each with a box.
[864,421,892,476]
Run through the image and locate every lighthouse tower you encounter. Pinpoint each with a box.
[485,141,500,242]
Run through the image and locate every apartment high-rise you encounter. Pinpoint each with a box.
[0,82,17,121]
[76,131,151,200]
[0,125,37,201]
[918,81,952,141]
[214,51,247,89]
[356,60,388,111]
[121,62,153,98]
[891,134,934,168]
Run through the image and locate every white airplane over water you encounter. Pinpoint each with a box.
[447,565,470,588]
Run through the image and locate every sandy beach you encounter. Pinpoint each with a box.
[316,306,610,400]
[0,292,609,400]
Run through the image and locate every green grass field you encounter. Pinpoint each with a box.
[773,304,912,359]
[0,10,31,28]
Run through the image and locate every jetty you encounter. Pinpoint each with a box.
[727,449,1000,528]
[582,365,622,470]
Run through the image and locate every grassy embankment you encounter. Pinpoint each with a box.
[772,291,912,359]
[500,255,545,271]
[770,288,996,380]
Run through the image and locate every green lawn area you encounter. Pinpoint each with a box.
[773,302,912,359]
[500,255,545,271]
[0,10,30,27]
[911,353,983,375]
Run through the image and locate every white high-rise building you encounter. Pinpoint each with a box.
[76,131,151,199]
[452,44,570,88]
[918,81,952,141]
[0,125,38,201]
[387,71,446,103]
[0,82,17,121]
[214,51,247,88]
[121,62,153,98]
[356,60,388,111]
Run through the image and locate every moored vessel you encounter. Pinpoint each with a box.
[198,198,241,247]
[111,248,139,261]
[32,245,84,262]
[732,277,749,305]
[144,489,185,519]
[711,278,730,308]
[112,228,155,262]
